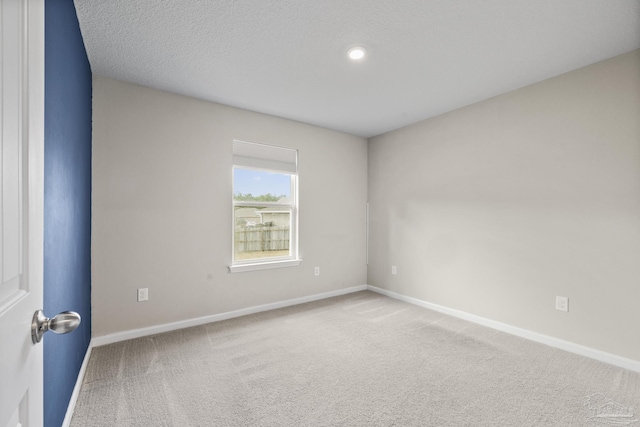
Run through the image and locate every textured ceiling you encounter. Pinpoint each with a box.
[74,0,640,138]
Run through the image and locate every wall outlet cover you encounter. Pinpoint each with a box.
[555,296,568,312]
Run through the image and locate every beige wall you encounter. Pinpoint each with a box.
[92,77,367,336]
[368,50,640,361]
[93,50,640,362]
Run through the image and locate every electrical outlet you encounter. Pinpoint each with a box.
[555,296,568,312]
[391,266,397,275]
[314,267,320,276]
[138,288,148,302]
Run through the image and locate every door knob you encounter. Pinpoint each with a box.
[31,309,81,344]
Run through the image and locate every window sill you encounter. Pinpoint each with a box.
[228,259,302,274]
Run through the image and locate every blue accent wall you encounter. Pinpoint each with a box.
[44,1,92,426]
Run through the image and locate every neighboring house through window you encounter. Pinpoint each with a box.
[230,140,300,272]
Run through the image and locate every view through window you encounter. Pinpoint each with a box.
[232,141,298,265]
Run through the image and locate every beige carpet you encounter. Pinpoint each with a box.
[70,291,640,426]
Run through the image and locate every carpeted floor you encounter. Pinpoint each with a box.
[70,291,640,426]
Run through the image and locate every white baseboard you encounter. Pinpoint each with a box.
[92,285,368,347]
[367,285,640,373]
[61,339,93,427]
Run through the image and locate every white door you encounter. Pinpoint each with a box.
[0,1,45,426]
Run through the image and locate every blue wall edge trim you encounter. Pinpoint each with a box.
[60,340,93,427]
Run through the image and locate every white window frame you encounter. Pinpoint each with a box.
[229,140,301,273]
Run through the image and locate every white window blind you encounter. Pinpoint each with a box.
[233,140,297,173]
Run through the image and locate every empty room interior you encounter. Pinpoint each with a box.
[14,0,640,426]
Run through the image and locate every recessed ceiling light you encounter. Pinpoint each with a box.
[348,47,366,60]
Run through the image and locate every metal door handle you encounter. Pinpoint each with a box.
[31,309,81,344]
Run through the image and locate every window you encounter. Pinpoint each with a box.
[230,140,300,272]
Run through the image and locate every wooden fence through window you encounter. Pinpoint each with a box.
[234,226,290,252]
